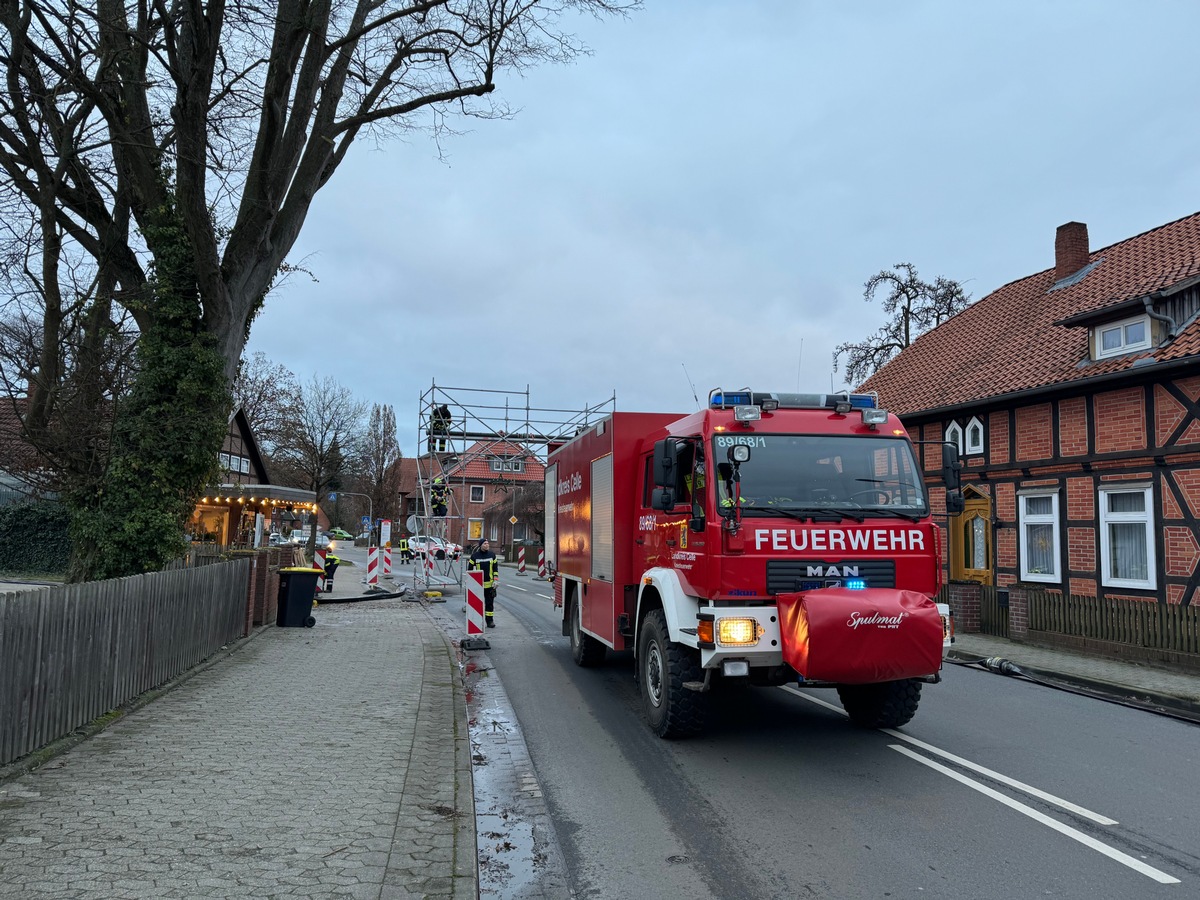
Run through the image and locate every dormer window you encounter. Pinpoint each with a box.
[944,421,963,454]
[965,416,984,455]
[1095,314,1151,359]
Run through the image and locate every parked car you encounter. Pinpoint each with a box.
[268,532,284,546]
[409,535,460,560]
[327,528,353,541]
[315,533,334,550]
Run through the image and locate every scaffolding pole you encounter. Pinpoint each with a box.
[410,381,615,595]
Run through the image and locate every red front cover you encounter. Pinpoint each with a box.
[776,587,943,684]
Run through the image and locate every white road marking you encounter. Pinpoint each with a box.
[891,745,1180,885]
[506,584,531,593]
[780,685,1118,825]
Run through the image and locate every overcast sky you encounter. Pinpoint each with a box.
[244,1,1200,454]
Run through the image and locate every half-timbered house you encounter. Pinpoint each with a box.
[863,212,1200,610]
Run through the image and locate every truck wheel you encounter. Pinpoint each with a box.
[638,610,706,739]
[570,597,606,667]
[836,679,922,729]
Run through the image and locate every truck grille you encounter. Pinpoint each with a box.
[766,559,896,594]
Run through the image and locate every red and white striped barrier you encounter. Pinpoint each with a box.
[314,549,327,593]
[366,546,379,586]
[383,546,392,576]
[516,545,527,576]
[537,548,546,579]
[465,570,485,635]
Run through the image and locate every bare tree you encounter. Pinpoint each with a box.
[270,375,366,549]
[0,0,633,578]
[833,263,971,387]
[358,403,402,526]
[233,351,301,454]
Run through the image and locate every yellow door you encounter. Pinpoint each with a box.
[950,489,993,585]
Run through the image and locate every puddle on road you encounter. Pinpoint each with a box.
[459,643,557,899]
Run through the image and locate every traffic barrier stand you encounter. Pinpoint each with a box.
[462,570,489,649]
[314,549,326,594]
[537,548,546,579]
[383,546,392,576]
[366,546,379,586]
[516,545,527,576]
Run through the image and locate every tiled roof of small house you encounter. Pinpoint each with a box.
[444,440,545,483]
[861,211,1200,416]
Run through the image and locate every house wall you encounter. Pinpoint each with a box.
[916,372,1200,606]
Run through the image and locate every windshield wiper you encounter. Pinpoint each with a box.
[746,506,866,523]
[857,506,923,522]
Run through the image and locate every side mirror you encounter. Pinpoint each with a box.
[653,438,678,488]
[946,491,965,515]
[651,487,676,511]
[942,442,962,493]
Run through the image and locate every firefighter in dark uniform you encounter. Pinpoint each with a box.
[468,539,500,627]
[430,476,450,518]
[429,404,451,452]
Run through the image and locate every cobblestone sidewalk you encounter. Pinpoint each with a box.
[0,599,475,899]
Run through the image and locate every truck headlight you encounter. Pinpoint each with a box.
[717,617,763,646]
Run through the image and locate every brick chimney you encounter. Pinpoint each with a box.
[1055,221,1090,280]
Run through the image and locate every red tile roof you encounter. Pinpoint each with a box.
[444,440,544,483]
[861,211,1200,416]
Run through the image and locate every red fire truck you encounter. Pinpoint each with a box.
[545,389,963,738]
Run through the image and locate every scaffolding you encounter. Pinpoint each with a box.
[410,382,615,595]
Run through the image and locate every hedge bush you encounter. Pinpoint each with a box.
[0,501,71,577]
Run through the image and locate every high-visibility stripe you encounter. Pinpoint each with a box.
[466,570,485,634]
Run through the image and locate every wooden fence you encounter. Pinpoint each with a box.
[1029,591,1200,655]
[980,585,1009,639]
[0,558,250,768]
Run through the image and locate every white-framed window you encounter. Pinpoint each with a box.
[513,522,527,541]
[944,421,963,454]
[489,523,499,541]
[1099,485,1155,590]
[1095,315,1151,359]
[470,485,485,503]
[219,452,230,469]
[239,456,250,474]
[965,416,984,455]
[489,457,525,473]
[1018,491,1060,582]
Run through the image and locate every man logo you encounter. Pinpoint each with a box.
[806,565,859,578]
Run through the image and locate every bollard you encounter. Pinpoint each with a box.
[465,570,485,635]
[516,545,527,576]
[314,549,326,594]
[537,548,546,579]
[383,546,392,576]
[366,546,379,586]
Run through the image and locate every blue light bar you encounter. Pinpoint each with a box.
[710,391,753,407]
[844,578,868,590]
[709,390,878,411]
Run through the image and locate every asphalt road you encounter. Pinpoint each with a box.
[450,576,1199,900]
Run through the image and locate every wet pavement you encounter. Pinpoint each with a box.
[3,550,1197,899]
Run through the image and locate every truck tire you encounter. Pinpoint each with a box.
[638,610,706,739]
[570,597,606,667]
[836,679,922,729]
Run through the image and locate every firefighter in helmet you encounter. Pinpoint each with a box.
[430,476,450,518]
[398,533,411,564]
[468,539,500,627]
[429,404,452,452]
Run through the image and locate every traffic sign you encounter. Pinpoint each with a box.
[329,493,337,500]
[361,515,370,525]
[508,515,518,525]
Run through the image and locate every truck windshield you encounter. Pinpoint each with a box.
[713,434,928,518]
